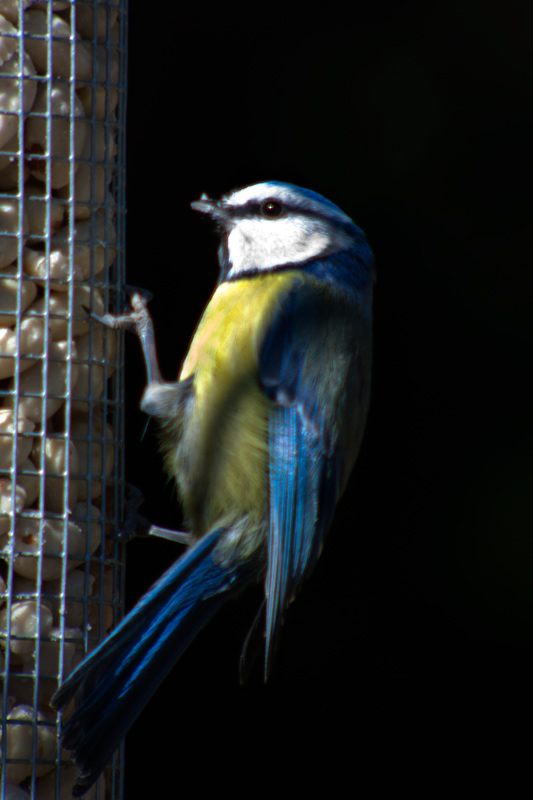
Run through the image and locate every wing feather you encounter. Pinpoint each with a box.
[260,279,354,677]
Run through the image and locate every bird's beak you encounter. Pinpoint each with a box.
[190,193,228,222]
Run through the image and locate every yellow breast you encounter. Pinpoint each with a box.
[177,271,301,537]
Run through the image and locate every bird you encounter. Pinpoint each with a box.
[51,180,375,795]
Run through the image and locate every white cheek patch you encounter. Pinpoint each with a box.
[227,217,351,277]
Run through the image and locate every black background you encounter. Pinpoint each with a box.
[122,4,531,792]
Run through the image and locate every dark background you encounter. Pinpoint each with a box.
[122,4,531,791]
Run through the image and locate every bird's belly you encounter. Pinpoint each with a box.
[175,272,299,543]
[178,379,269,542]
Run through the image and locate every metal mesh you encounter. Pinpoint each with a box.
[0,1,127,797]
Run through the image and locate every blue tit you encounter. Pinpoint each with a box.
[52,181,375,795]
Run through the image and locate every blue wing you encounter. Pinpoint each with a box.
[259,272,372,678]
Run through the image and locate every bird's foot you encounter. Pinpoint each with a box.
[84,290,151,337]
[110,483,193,546]
[84,289,163,386]
[108,483,150,542]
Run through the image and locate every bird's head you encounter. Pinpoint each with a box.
[191,181,369,281]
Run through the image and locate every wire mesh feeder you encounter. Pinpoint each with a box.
[0,2,127,797]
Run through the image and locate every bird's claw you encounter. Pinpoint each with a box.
[82,292,152,335]
[107,483,151,542]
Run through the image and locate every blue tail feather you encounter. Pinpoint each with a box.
[52,529,252,796]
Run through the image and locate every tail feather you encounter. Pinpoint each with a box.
[52,529,252,796]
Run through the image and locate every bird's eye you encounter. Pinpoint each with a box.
[260,199,284,218]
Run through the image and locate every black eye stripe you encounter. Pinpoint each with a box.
[226,200,288,219]
[225,200,352,232]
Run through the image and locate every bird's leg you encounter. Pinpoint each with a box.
[92,291,163,387]
[147,525,195,545]
[92,295,194,546]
